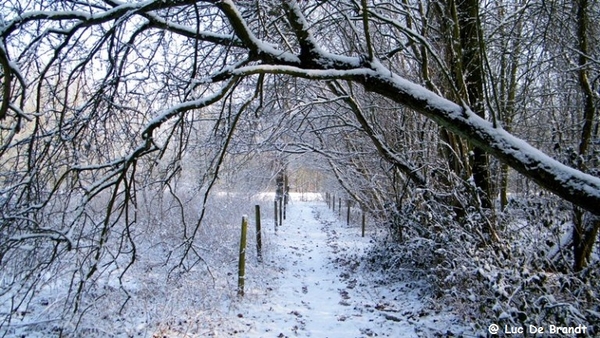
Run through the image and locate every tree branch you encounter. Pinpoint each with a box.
[229,62,600,215]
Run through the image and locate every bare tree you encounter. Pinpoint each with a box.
[1,0,600,332]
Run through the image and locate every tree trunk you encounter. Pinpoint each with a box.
[573,209,600,271]
[572,0,599,271]
[456,0,493,210]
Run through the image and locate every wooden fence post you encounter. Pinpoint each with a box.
[279,199,283,225]
[346,199,351,226]
[361,209,366,237]
[255,205,262,263]
[283,175,288,220]
[332,194,335,212]
[274,200,278,231]
[238,215,248,297]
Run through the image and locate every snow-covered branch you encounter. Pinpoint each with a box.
[229,59,600,214]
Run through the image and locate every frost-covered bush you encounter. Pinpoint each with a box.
[0,182,268,337]
[365,193,599,336]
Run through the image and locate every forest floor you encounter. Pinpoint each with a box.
[2,199,474,337]
[196,200,470,337]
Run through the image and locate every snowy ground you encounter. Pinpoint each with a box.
[200,200,469,337]
[2,197,472,337]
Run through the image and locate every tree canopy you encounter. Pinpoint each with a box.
[1,0,599,333]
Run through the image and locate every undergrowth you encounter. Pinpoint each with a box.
[365,195,600,336]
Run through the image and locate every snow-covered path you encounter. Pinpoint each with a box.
[217,201,464,337]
